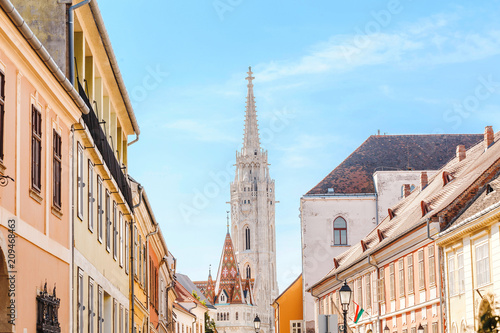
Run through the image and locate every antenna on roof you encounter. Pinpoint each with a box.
[226,211,230,233]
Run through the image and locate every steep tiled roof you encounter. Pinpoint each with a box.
[307,134,482,195]
[312,131,500,287]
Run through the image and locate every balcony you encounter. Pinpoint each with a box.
[78,81,133,209]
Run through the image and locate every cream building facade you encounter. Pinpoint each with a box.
[300,134,482,333]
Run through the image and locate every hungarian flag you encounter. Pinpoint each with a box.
[353,302,364,323]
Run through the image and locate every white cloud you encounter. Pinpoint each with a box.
[164,119,240,143]
[253,13,500,82]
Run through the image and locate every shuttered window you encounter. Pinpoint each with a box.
[32,106,42,191]
[53,130,62,208]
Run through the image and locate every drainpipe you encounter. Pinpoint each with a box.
[130,185,143,333]
[274,300,280,333]
[68,0,92,85]
[367,255,381,333]
[128,135,140,146]
[189,302,198,333]
[146,224,159,315]
[373,174,379,225]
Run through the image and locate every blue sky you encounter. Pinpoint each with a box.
[98,0,500,290]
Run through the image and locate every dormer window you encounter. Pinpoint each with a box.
[219,291,227,303]
[486,184,495,195]
[442,171,454,185]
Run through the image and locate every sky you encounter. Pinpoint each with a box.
[98,0,500,290]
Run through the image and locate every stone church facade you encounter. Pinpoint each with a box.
[195,68,278,333]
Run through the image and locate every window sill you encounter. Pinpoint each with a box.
[51,206,63,220]
[30,188,43,204]
[331,244,350,247]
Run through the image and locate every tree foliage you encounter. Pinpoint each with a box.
[478,294,500,333]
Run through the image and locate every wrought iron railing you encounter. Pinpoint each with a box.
[78,81,133,209]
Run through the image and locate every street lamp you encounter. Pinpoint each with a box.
[417,324,424,333]
[384,326,390,333]
[339,281,352,332]
[254,315,261,332]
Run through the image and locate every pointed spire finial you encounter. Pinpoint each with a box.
[246,66,254,86]
[209,264,212,276]
[242,66,260,155]
[226,211,230,233]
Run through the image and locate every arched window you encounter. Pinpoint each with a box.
[246,265,251,279]
[217,313,220,321]
[333,217,347,245]
[245,227,251,250]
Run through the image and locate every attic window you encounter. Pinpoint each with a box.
[442,171,454,185]
[377,229,384,242]
[486,184,495,195]
[333,258,339,269]
[388,208,395,220]
[421,200,431,217]
[360,240,368,252]
[219,291,227,303]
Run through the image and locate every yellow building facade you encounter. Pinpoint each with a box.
[272,275,303,333]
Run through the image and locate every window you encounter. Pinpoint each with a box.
[106,190,110,252]
[89,279,94,333]
[429,245,436,286]
[357,278,363,306]
[219,291,226,303]
[245,226,251,250]
[476,241,490,287]
[448,255,456,296]
[236,312,239,320]
[407,254,414,293]
[411,327,416,333]
[119,305,123,333]
[113,300,117,333]
[88,161,94,231]
[52,131,62,209]
[125,310,128,333]
[378,267,385,303]
[333,217,347,245]
[365,274,371,308]
[125,222,129,274]
[432,322,438,333]
[143,244,147,286]
[419,249,425,289]
[113,202,118,260]
[97,177,103,242]
[119,212,123,267]
[291,321,302,333]
[138,237,142,283]
[98,286,103,333]
[32,106,42,192]
[458,252,464,293]
[77,143,85,218]
[246,265,251,279]
[134,227,138,278]
[389,263,395,300]
[0,71,4,160]
[78,269,84,333]
[399,259,405,296]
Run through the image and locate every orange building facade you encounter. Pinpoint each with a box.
[272,275,303,333]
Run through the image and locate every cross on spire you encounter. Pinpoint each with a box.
[242,66,261,155]
[226,210,230,233]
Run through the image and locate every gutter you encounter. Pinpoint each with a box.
[367,255,381,333]
[0,0,90,114]
[87,1,140,142]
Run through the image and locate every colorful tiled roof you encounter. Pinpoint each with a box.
[306,134,482,195]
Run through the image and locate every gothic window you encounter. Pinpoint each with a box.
[245,227,251,250]
[246,265,251,279]
[333,217,347,245]
[36,282,61,333]
[219,291,227,303]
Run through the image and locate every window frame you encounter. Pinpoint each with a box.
[97,176,103,243]
[89,278,94,333]
[418,249,425,290]
[429,245,436,286]
[88,160,94,232]
[52,130,62,209]
[119,212,123,267]
[333,216,348,245]
[399,258,405,297]
[32,105,42,192]
[475,240,491,287]
[113,201,118,260]
[245,226,251,250]
[407,254,414,294]
[77,142,84,219]
[389,262,395,300]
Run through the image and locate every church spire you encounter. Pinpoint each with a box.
[242,66,261,156]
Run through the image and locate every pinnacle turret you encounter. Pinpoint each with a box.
[242,67,261,156]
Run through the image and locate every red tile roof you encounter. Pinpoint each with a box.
[306,134,482,195]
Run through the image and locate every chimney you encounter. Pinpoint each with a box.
[485,126,494,149]
[403,184,411,198]
[456,145,466,161]
[420,172,428,190]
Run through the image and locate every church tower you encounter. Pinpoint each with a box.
[230,67,278,333]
